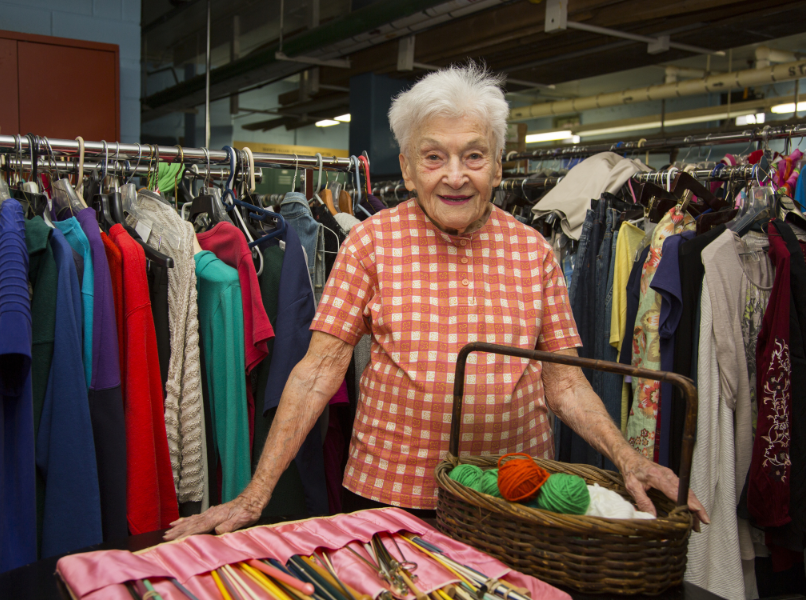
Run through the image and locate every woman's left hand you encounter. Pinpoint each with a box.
[618,450,709,530]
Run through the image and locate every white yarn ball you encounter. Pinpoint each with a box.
[584,484,655,519]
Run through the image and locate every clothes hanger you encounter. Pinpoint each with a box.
[338,159,353,215]
[352,156,373,218]
[317,154,338,216]
[218,146,286,250]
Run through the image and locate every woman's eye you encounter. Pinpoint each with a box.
[427,154,440,161]
[468,153,482,160]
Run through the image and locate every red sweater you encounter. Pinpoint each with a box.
[101,231,125,375]
[109,225,179,534]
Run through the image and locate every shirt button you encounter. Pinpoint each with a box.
[459,240,468,246]
[461,257,469,264]
[462,278,469,286]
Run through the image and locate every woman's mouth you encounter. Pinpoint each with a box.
[438,194,472,205]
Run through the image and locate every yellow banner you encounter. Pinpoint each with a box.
[233,141,349,158]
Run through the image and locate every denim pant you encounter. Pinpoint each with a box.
[557,199,607,464]
[593,214,620,470]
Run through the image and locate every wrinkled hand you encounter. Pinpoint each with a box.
[619,451,709,530]
[163,492,265,541]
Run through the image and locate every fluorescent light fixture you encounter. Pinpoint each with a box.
[578,111,757,138]
[771,101,806,114]
[735,113,766,126]
[334,113,351,122]
[315,119,339,127]
[525,130,574,144]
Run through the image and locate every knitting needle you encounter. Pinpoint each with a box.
[170,578,201,600]
[288,557,346,600]
[223,564,263,600]
[125,581,142,600]
[211,570,234,600]
[218,567,244,600]
[241,563,294,600]
[304,555,365,600]
[246,559,315,595]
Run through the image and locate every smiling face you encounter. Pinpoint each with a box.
[399,114,503,235]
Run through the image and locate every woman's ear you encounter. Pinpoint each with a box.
[493,149,503,188]
[399,153,416,191]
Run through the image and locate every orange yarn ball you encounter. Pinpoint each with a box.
[497,453,550,502]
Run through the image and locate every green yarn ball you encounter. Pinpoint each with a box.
[530,473,590,515]
[449,464,483,488]
[472,469,502,498]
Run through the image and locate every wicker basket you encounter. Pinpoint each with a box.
[435,342,698,595]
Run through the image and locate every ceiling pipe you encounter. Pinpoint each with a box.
[510,58,806,122]
[755,46,800,69]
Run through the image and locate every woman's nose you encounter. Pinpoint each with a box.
[444,158,466,188]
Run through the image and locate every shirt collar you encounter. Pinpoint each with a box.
[413,199,494,245]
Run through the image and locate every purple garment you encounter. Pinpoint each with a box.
[75,209,128,542]
[650,231,694,467]
[0,199,36,572]
[366,194,385,213]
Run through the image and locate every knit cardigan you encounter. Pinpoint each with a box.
[127,193,204,502]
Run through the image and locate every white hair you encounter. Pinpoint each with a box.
[388,62,509,157]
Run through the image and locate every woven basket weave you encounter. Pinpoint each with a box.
[435,342,698,595]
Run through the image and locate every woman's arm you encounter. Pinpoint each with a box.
[541,348,709,525]
[164,331,354,540]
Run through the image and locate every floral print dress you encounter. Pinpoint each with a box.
[626,206,695,458]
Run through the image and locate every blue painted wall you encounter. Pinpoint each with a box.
[0,0,141,142]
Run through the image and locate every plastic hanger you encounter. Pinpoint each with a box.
[351,156,373,218]
[219,146,286,250]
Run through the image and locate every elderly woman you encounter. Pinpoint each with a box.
[166,64,706,539]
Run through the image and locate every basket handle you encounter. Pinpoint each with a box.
[449,342,698,509]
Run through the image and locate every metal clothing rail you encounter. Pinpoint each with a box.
[0,135,357,172]
[2,157,262,182]
[505,123,806,162]
[499,164,757,192]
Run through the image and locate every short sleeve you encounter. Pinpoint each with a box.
[536,242,582,352]
[310,226,375,346]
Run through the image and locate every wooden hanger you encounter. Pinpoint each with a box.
[339,189,352,215]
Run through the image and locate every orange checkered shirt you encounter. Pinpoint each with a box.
[311,200,581,509]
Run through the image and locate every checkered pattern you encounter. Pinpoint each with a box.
[311,200,581,509]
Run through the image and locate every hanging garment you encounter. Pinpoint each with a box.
[775,221,806,534]
[280,192,326,304]
[101,232,124,376]
[334,212,361,233]
[110,225,179,534]
[147,262,170,396]
[702,229,773,564]
[53,217,93,386]
[25,216,57,557]
[38,227,102,558]
[259,226,329,516]
[748,221,792,528]
[669,224,727,474]
[618,245,651,433]
[127,195,204,503]
[609,221,645,354]
[0,199,36,573]
[649,231,694,468]
[194,251,251,503]
[531,152,651,240]
[627,207,695,459]
[197,221,274,449]
[75,208,127,543]
[685,278,745,600]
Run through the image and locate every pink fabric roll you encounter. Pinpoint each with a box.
[57,508,571,600]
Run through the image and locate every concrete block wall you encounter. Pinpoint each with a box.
[0,0,141,142]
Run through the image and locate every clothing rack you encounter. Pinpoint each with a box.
[0,135,358,173]
[505,123,806,162]
[499,164,758,193]
[2,156,260,182]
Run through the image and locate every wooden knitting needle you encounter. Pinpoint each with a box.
[300,556,372,600]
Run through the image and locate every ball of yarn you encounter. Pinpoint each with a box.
[531,473,590,515]
[496,453,550,502]
[472,469,502,497]
[449,464,483,488]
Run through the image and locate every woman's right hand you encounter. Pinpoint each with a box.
[163,491,265,541]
